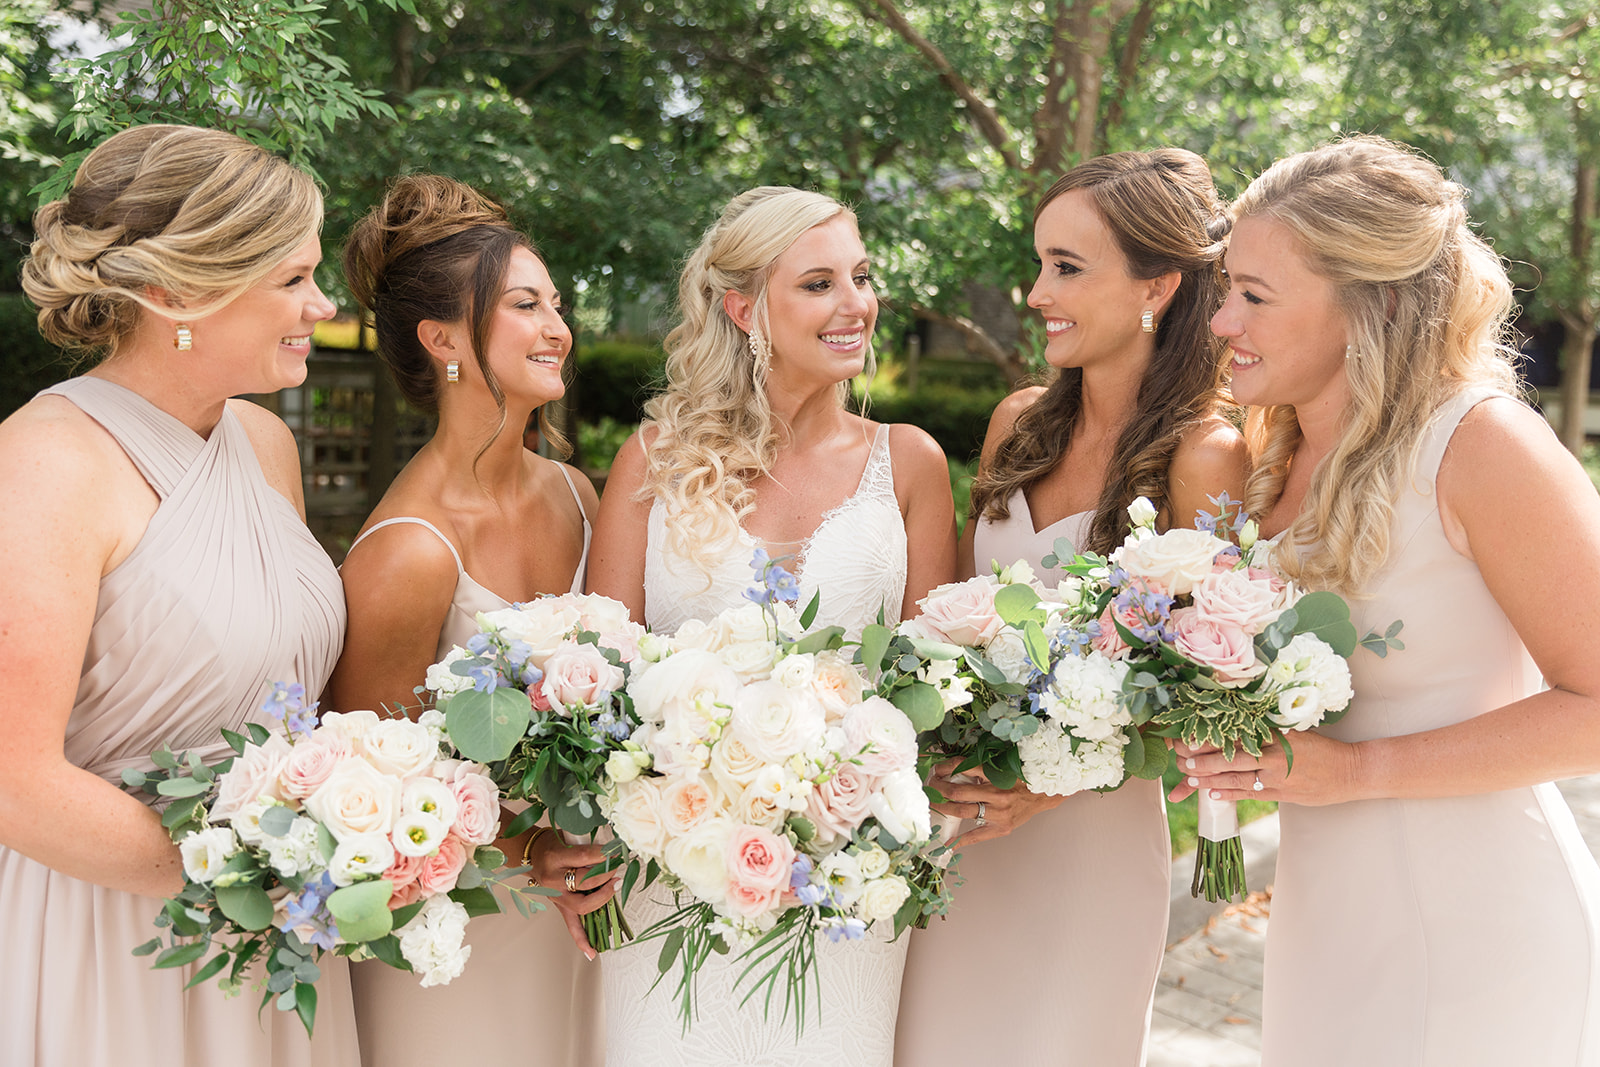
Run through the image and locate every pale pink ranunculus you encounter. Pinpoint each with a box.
[661,775,718,836]
[417,834,470,896]
[1191,569,1283,635]
[724,880,783,920]
[279,733,352,800]
[806,761,878,842]
[904,578,1004,647]
[212,734,293,822]
[842,697,918,776]
[449,771,502,846]
[1169,607,1267,686]
[725,825,794,894]
[540,642,626,712]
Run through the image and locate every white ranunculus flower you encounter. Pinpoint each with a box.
[328,831,396,886]
[664,816,735,905]
[628,648,740,729]
[305,758,404,842]
[730,680,827,764]
[868,768,932,844]
[857,874,911,923]
[210,734,292,822]
[398,896,473,987]
[362,718,440,779]
[263,816,323,878]
[771,652,817,690]
[180,826,238,884]
[984,628,1037,685]
[1112,527,1223,597]
[424,647,473,698]
[843,697,919,776]
[1127,496,1158,528]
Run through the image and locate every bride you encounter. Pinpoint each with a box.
[587,185,956,1065]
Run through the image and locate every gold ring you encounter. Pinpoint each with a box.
[564,868,579,893]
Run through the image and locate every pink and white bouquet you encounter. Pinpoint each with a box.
[125,683,529,1035]
[425,592,647,949]
[1092,495,1401,901]
[602,551,949,1028]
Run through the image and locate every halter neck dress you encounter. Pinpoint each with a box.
[0,376,355,1067]
[344,479,604,1067]
[896,497,1170,1065]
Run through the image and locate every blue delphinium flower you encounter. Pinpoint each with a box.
[746,548,802,606]
[823,916,867,942]
[260,681,306,722]
[278,871,339,949]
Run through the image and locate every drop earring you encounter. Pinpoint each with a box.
[445,359,460,383]
[173,323,193,350]
[748,331,771,384]
[1140,309,1154,334]
[1344,344,1358,362]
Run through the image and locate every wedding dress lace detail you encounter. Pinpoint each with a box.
[643,423,907,640]
[610,423,910,1066]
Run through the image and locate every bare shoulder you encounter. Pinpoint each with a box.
[885,421,951,485]
[225,399,305,513]
[557,460,602,518]
[1171,414,1250,482]
[1440,395,1578,501]
[338,514,461,593]
[601,427,653,502]
[978,386,1047,463]
[0,394,129,508]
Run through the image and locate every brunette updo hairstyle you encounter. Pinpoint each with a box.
[22,124,321,356]
[342,174,566,455]
[967,148,1234,554]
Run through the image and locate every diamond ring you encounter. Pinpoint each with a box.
[565,868,579,893]
[1252,772,1265,792]
[975,801,988,826]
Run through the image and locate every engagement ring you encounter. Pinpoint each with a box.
[565,868,579,893]
[1252,772,1265,792]
[976,801,988,826]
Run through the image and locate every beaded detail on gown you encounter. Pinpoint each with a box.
[344,482,605,1067]
[1262,387,1600,1066]
[608,423,910,1066]
[0,376,354,1067]
[897,499,1169,1066]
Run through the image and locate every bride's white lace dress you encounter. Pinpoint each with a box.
[602,423,909,1066]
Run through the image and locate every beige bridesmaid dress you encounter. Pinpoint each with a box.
[0,376,357,1067]
[896,501,1171,1066]
[1261,387,1600,1065]
[345,501,605,1067]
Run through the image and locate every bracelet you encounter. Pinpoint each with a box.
[520,826,555,886]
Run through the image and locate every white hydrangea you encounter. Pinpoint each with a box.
[1265,633,1353,729]
[398,896,473,987]
[424,647,474,698]
[1040,652,1131,741]
[1018,729,1125,796]
[263,815,323,879]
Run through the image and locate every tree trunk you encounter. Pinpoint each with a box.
[1557,102,1597,454]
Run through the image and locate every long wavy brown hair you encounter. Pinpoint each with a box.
[968,149,1234,554]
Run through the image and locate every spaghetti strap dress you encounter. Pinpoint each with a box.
[346,472,605,1067]
[896,500,1169,1066]
[0,375,355,1067]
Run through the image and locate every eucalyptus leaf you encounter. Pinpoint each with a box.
[1288,591,1358,657]
[448,885,501,918]
[215,885,275,932]
[859,624,892,678]
[994,582,1044,626]
[890,681,946,732]
[258,804,295,837]
[155,775,211,798]
[445,685,533,763]
[153,941,210,969]
[325,879,395,943]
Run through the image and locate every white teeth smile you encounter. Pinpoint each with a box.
[1044,319,1073,337]
[528,354,560,365]
[280,335,310,345]
[822,332,863,346]
[1231,349,1261,366]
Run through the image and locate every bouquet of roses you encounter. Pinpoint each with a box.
[601,551,950,1030]
[425,592,646,950]
[124,682,531,1035]
[1093,495,1402,901]
[871,559,1171,823]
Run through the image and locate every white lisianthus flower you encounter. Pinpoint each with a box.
[605,747,651,785]
[416,708,449,745]
[180,826,238,884]
[996,560,1036,586]
[1053,575,1087,611]
[328,832,396,886]
[230,797,279,848]
[263,816,323,878]
[869,768,932,844]
[391,810,451,858]
[424,647,473,698]
[401,777,459,827]
[819,850,866,905]
[637,632,672,662]
[398,896,473,987]
[1266,634,1353,727]
[1271,686,1323,731]
[857,875,912,923]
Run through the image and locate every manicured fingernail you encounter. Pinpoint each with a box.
[1185,758,1195,770]
[1186,776,1197,787]
[1209,789,1221,799]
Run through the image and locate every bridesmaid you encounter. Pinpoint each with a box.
[0,125,355,1064]
[1180,136,1600,1063]
[896,149,1248,1065]
[330,175,610,1067]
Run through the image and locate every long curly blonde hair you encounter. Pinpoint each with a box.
[1238,136,1519,595]
[642,186,871,574]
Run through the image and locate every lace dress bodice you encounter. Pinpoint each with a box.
[643,423,907,639]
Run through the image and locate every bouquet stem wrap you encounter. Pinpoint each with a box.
[1192,792,1246,902]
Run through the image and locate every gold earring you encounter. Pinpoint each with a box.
[748,331,771,383]
[446,360,460,383]
[1345,344,1358,362]
[174,323,193,350]
[1140,309,1154,334]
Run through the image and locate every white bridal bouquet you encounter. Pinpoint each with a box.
[602,551,951,1028]
[424,592,647,949]
[126,683,535,1034]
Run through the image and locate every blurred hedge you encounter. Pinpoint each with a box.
[858,381,1010,465]
[0,292,75,419]
[572,338,665,427]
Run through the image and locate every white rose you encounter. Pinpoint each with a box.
[210,734,292,822]
[771,652,817,690]
[179,826,238,884]
[315,710,382,752]
[606,747,651,785]
[305,758,404,842]
[1112,527,1223,596]
[628,648,740,729]
[857,875,911,923]
[855,846,891,879]
[868,767,932,844]
[663,816,735,905]
[398,896,473,987]
[328,831,396,886]
[843,697,919,776]
[729,780,789,832]
[539,641,627,712]
[666,619,719,652]
[424,647,474,698]
[569,593,634,637]
[1127,496,1158,528]
[263,816,323,879]
[809,651,868,723]
[361,719,440,779]
[480,599,582,668]
[708,733,767,797]
[984,629,1036,685]
[608,777,668,858]
[730,680,827,764]
[719,640,780,682]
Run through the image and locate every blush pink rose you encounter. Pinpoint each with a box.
[383,852,426,907]
[1169,607,1266,686]
[724,881,782,920]
[905,579,1004,647]
[211,735,292,821]
[806,761,878,841]
[448,771,502,846]
[725,825,794,893]
[417,834,470,896]
[540,643,627,711]
[1091,605,1134,660]
[661,775,717,836]
[1191,569,1283,635]
[279,734,352,800]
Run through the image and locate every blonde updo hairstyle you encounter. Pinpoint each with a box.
[342,174,566,457]
[642,186,870,573]
[22,124,321,356]
[1237,136,1518,596]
